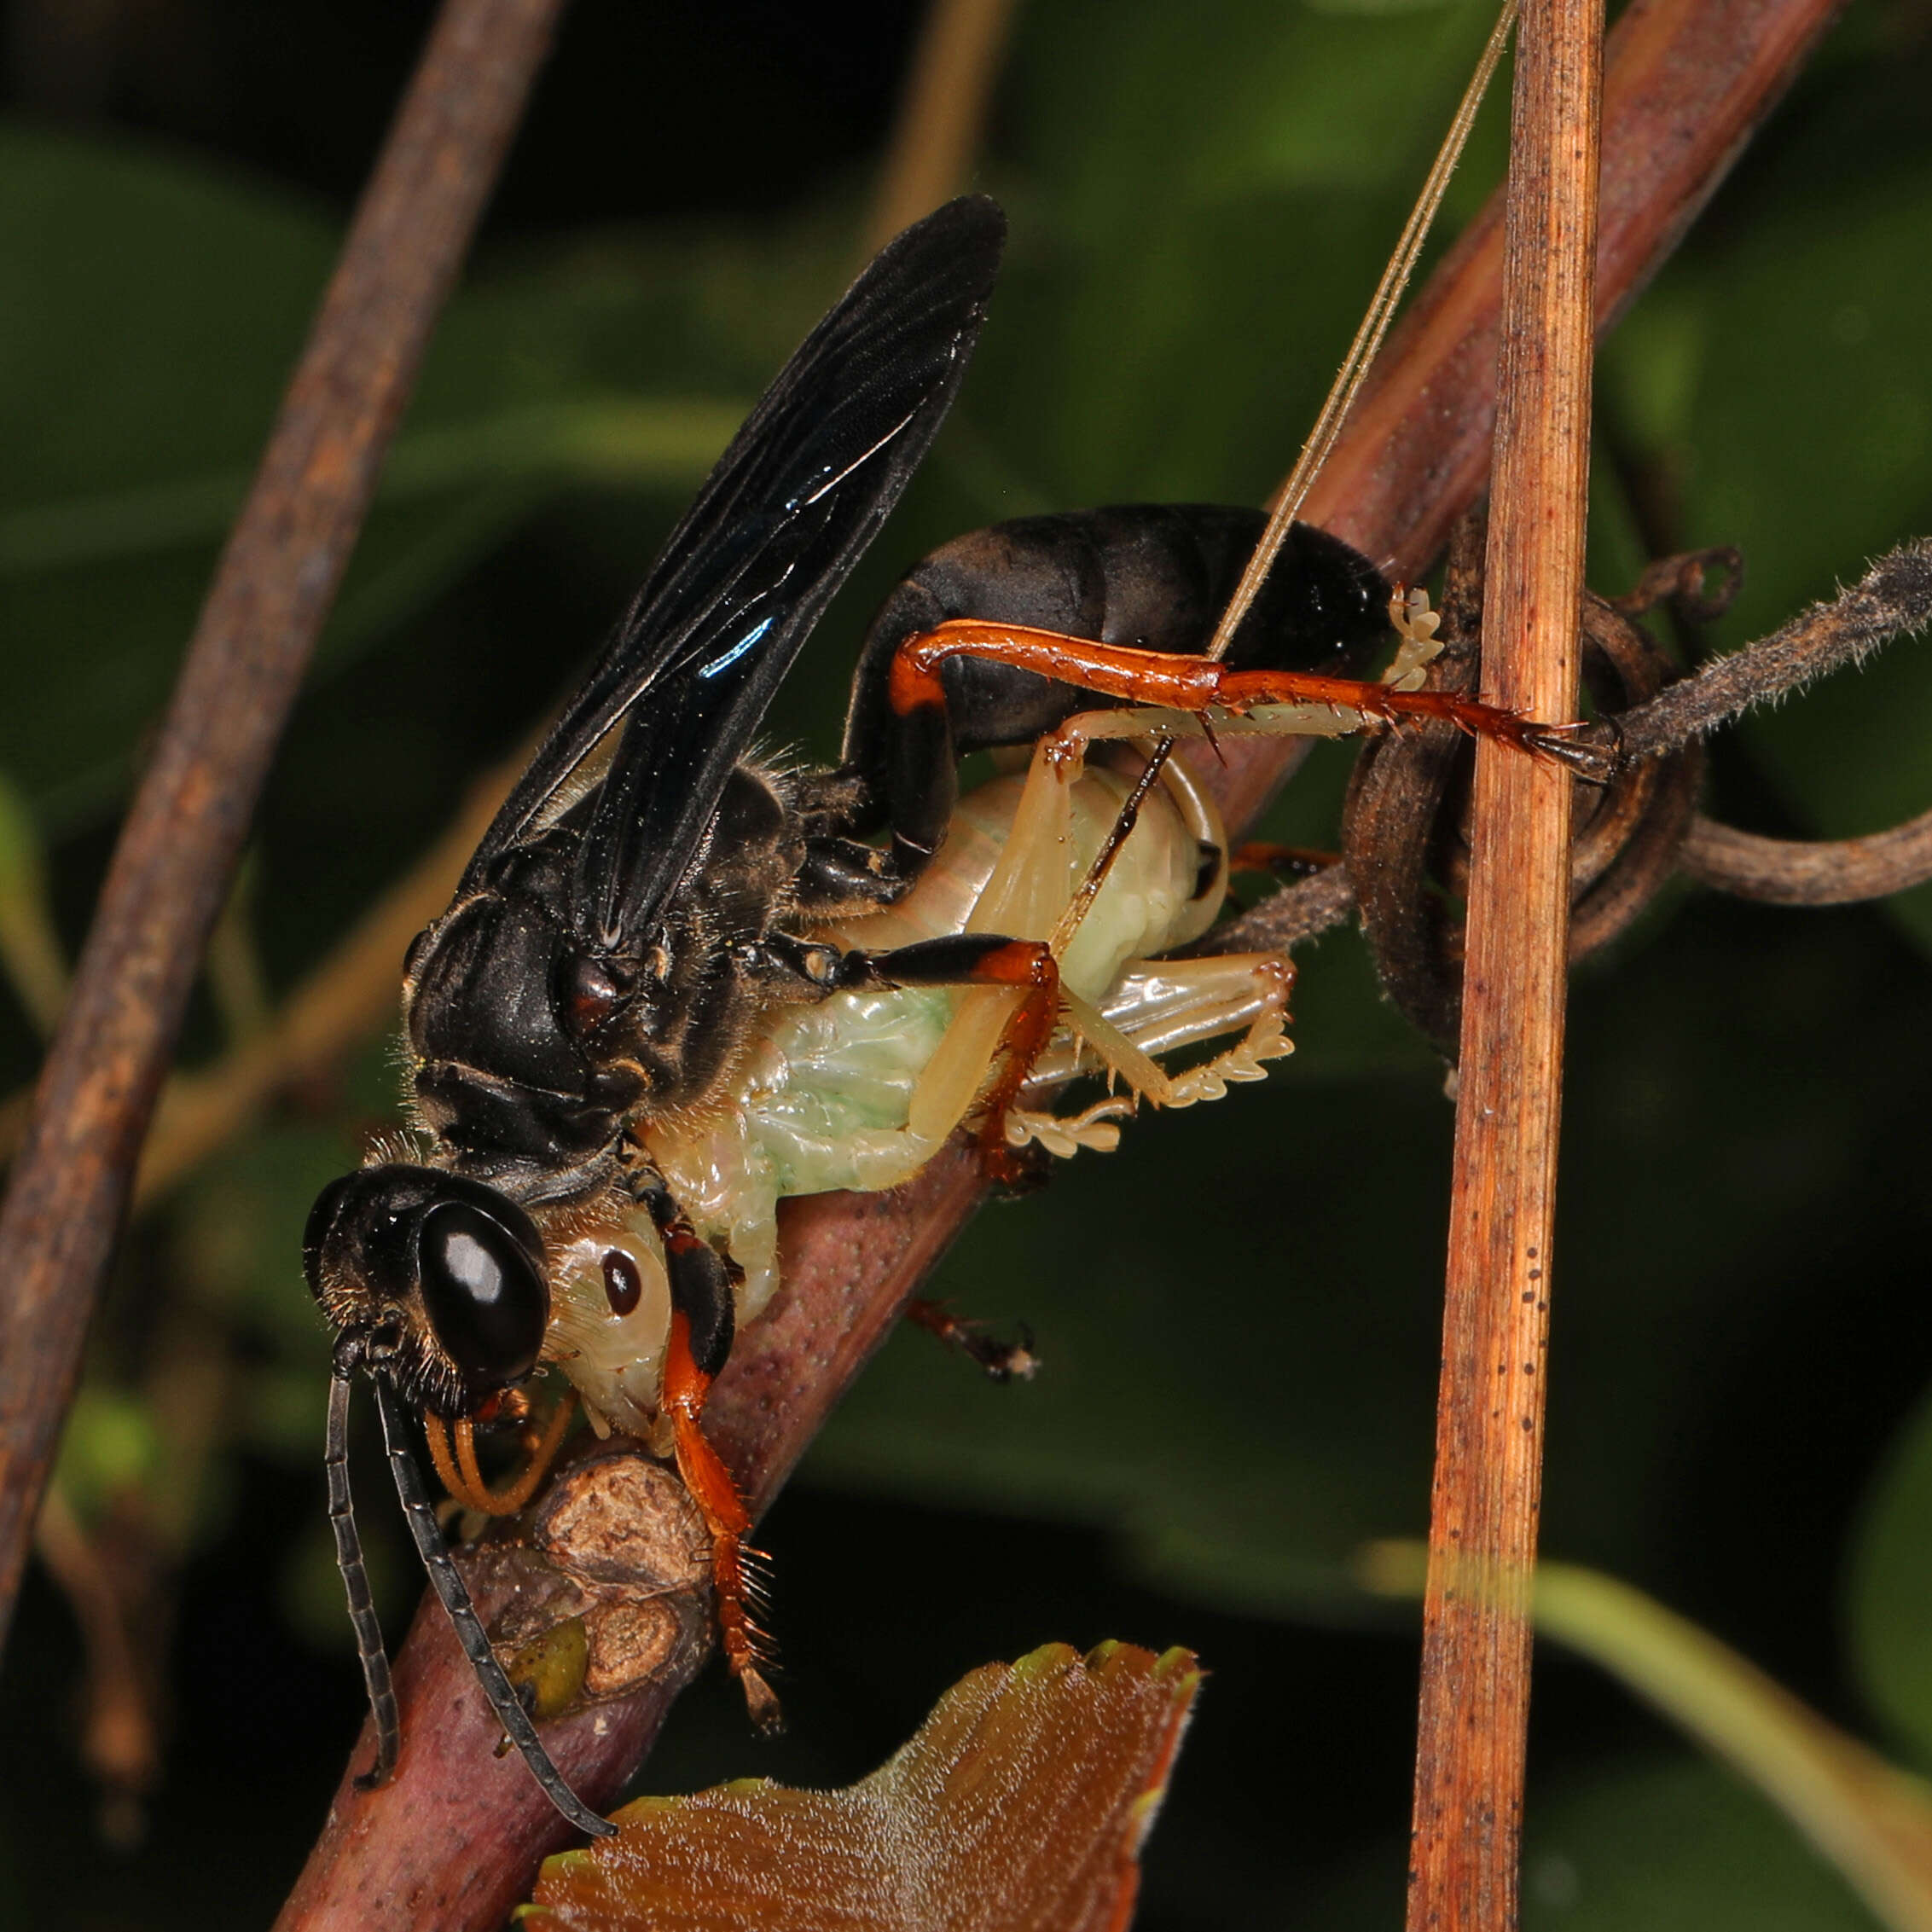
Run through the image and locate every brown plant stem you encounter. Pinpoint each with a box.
[0,0,563,1645]
[1682,809,1932,905]
[274,1152,982,1932]
[277,0,1841,1921]
[1407,0,1600,1923]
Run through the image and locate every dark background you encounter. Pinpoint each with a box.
[4,0,1932,1924]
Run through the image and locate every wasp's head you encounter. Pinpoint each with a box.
[304,1163,549,1418]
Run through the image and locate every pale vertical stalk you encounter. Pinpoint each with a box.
[864,0,1018,253]
[1405,0,1601,1923]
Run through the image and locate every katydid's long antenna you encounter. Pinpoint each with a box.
[1206,0,1520,663]
[1048,740,1175,960]
[373,1381,619,1839]
[326,1368,399,1790]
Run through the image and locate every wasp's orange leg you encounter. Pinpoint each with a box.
[891,619,1610,779]
[653,1215,781,1732]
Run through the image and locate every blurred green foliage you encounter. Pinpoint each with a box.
[1305,1758,1884,1929]
[4,0,1932,1925]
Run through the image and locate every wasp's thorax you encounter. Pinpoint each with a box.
[403,768,812,1206]
[305,1163,549,1419]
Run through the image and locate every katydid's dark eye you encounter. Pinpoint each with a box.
[601,1248,642,1316]
[416,1200,548,1392]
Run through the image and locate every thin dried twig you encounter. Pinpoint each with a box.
[1682,809,1932,905]
[1598,537,1932,764]
[1407,0,1600,1923]
[1580,537,1932,905]
[0,0,562,1645]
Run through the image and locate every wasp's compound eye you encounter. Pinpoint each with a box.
[303,1175,357,1300]
[416,1200,548,1392]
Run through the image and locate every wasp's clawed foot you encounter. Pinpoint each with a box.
[741,1663,785,1737]
[1521,717,1619,784]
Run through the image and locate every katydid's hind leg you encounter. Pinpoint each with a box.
[904,1297,1039,1382]
[1099,953,1295,1106]
[651,1207,780,1732]
[1010,951,1297,1156]
[1029,952,1295,1084]
[1232,843,1341,879]
[834,933,1063,1182]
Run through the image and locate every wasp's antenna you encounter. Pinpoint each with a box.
[372,1381,619,1839]
[1207,0,1521,663]
[326,1367,400,1790]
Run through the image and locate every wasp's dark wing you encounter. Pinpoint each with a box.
[458,195,1006,949]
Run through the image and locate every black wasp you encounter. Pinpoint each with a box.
[305,194,1571,1836]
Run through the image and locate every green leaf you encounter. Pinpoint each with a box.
[0,122,770,830]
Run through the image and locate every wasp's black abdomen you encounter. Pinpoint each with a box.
[843,506,1388,774]
[832,503,1390,871]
